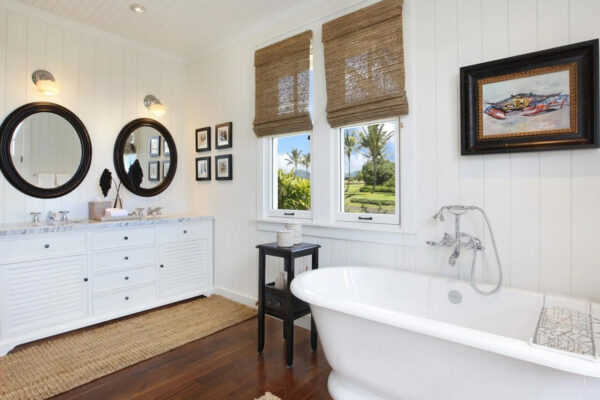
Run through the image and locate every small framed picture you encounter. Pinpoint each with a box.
[215,154,232,180]
[163,140,170,157]
[196,157,211,181]
[163,160,170,178]
[150,136,161,157]
[148,161,159,181]
[215,122,232,149]
[196,127,211,152]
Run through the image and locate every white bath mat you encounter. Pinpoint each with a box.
[531,295,597,360]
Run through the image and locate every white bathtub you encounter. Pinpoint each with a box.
[291,267,600,400]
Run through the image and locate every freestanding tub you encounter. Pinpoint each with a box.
[291,267,600,400]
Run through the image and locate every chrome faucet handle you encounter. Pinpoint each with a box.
[59,211,69,223]
[155,207,163,215]
[30,212,41,224]
[136,208,145,216]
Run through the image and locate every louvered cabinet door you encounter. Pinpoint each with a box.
[159,239,209,299]
[0,256,88,338]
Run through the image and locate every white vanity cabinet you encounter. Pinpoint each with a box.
[0,216,213,355]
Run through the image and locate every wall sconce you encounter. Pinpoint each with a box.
[32,70,60,96]
[144,95,166,117]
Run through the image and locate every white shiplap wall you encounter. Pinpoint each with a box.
[187,0,600,303]
[0,6,186,224]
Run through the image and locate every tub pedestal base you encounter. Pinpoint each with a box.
[328,371,388,400]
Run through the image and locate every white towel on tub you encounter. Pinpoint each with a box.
[104,208,129,217]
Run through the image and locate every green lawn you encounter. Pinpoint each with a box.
[344,181,395,214]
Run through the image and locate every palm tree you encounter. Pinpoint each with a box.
[300,153,311,178]
[285,148,303,173]
[357,124,393,193]
[344,132,357,192]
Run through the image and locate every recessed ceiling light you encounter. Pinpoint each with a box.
[129,4,145,14]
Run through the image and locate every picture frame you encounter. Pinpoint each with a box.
[163,160,170,179]
[149,136,161,157]
[460,39,598,155]
[148,161,159,181]
[215,154,232,181]
[196,156,211,181]
[163,139,170,157]
[215,122,233,149]
[195,127,211,152]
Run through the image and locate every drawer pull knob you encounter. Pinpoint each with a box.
[124,276,129,280]
[124,256,129,260]
[83,277,88,282]
[125,296,129,301]
[160,264,164,268]
[124,236,129,240]
[44,244,50,249]
[183,230,187,234]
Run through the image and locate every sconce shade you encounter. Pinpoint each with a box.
[32,70,60,96]
[144,94,166,116]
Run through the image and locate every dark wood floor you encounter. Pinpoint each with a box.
[51,316,333,400]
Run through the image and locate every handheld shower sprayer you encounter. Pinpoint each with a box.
[427,205,503,295]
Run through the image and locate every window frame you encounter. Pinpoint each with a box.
[267,131,313,219]
[335,118,401,225]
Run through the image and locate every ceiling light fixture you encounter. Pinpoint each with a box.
[129,4,145,14]
[32,70,60,96]
[144,95,166,117]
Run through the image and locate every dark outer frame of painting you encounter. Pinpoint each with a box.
[460,39,598,155]
[195,127,211,152]
[215,154,232,181]
[196,156,211,181]
[215,122,233,150]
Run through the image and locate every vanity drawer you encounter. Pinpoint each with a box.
[93,265,156,293]
[0,233,86,262]
[92,246,156,271]
[158,222,209,243]
[93,283,156,315]
[91,227,155,250]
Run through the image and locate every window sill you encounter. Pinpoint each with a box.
[255,218,417,246]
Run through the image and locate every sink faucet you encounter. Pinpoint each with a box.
[147,207,163,217]
[46,211,57,225]
[427,205,502,296]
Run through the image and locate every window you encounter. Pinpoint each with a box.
[337,119,399,224]
[269,132,312,218]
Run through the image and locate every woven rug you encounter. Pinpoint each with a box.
[0,295,256,400]
[255,393,282,400]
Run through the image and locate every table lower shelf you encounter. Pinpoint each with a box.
[264,282,310,320]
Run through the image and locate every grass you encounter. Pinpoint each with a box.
[344,181,395,214]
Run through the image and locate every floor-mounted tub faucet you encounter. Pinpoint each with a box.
[427,205,502,295]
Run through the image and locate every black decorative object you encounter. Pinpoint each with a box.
[215,122,232,149]
[195,127,211,152]
[114,118,177,197]
[215,154,232,181]
[195,157,211,181]
[256,242,320,366]
[127,159,143,190]
[99,169,112,197]
[0,102,92,199]
[461,39,599,154]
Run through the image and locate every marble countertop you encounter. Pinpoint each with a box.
[0,214,214,236]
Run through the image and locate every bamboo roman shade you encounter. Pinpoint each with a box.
[322,0,408,127]
[253,31,313,137]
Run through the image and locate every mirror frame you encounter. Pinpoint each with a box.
[114,118,178,197]
[0,102,92,199]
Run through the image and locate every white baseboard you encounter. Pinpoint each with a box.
[213,286,258,308]
[213,285,311,330]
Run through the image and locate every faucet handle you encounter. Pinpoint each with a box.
[30,211,41,224]
[136,208,145,216]
[155,207,163,215]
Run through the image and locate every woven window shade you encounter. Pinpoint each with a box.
[253,31,313,137]
[322,0,408,128]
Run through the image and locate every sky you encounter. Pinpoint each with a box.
[343,122,396,174]
[277,133,311,172]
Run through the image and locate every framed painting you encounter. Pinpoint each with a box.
[215,154,232,180]
[196,157,211,181]
[460,39,598,154]
[148,161,159,181]
[149,136,161,157]
[195,127,211,152]
[215,122,232,149]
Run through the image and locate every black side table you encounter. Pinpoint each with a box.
[256,242,320,366]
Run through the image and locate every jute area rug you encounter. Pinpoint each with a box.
[0,295,256,400]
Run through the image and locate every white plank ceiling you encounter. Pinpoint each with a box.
[13,0,329,59]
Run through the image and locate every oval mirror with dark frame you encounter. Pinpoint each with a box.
[114,118,177,197]
[0,102,92,199]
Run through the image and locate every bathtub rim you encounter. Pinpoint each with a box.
[291,266,600,379]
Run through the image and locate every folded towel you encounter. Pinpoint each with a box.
[104,208,129,217]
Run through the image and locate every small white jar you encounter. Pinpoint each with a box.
[277,229,294,248]
[284,222,302,244]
